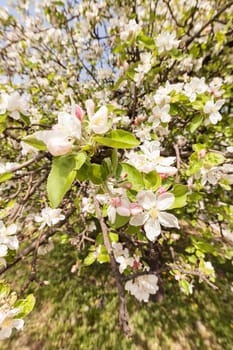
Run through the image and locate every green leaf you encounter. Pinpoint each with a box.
[143,171,161,191]
[23,136,47,151]
[109,232,119,243]
[138,33,155,48]
[204,152,225,166]
[75,152,87,170]
[0,113,8,123]
[15,294,35,318]
[170,185,188,209]
[76,163,89,182]
[88,163,108,184]
[47,155,76,208]
[94,130,140,149]
[84,252,96,266]
[0,283,10,298]
[97,246,110,264]
[110,214,130,229]
[117,163,144,190]
[179,279,191,295]
[0,172,13,183]
[189,115,203,133]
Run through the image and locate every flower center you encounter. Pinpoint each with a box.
[149,208,158,219]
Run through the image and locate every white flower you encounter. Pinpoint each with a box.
[130,191,179,241]
[156,31,180,54]
[0,221,18,262]
[96,188,131,224]
[0,308,24,340]
[204,99,225,124]
[154,86,171,106]
[150,104,171,124]
[85,99,109,134]
[35,130,73,157]
[33,101,82,156]
[81,197,95,214]
[120,19,141,41]
[34,207,65,229]
[56,102,82,139]
[126,140,177,175]
[200,166,222,185]
[125,274,159,302]
[209,77,224,97]
[0,92,28,119]
[183,77,208,102]
[112,242,134,274]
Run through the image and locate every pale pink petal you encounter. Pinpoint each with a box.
[158,211,179,228]
[157,193,175,210]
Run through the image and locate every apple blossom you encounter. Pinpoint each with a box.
[204,99,225,124]
[156,31,180,54]
[0,222,18,266]
[85,99,109,134]
[125,274,159,302]
[34,207,65,229]
[0,308,24,340]
[130,191,179,241]
[0,92,28,119]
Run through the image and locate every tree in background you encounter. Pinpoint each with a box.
[0,0,233,341]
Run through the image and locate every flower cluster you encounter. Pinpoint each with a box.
[34,207,65,229]
[0,221,18,267]
[0,306,24,340]
[125,274,159,302]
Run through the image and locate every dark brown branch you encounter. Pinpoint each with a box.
[93,196,132,337]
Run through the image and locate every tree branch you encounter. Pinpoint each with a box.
[93,196,132,337]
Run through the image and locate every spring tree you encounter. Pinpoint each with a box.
[0,0,233,338]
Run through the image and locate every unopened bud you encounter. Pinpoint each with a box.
[159,173,168,179]
[75,105,84,121]
[158,186,166,195]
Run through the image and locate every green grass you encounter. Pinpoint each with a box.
[1,242,233,350]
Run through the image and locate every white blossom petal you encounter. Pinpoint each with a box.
[130,213,148,226]
[144,218,161,241]
[137,190,156,210]
[157,193,175,211]
[158,211,179,228]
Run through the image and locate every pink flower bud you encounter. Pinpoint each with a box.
[198,149,206,158]
[158,186,167,195]
[125,183,132,189]
[159,173,168,179]
[75,105,84,121]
